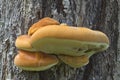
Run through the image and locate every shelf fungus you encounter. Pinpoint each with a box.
[30,25,109,56]
[15,35,35,51]
[58,55,89,68]
[14,50,59,71]
[14,17,109,70]
[28,17,60,36]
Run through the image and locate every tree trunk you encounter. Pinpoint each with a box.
[0,0,119,80]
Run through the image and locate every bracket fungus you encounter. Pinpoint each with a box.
[14,50,59,71]
[14,17,109,70]
[28,17,60,36]
[58,55,89,68]
[15,35,35,51]
[30,25,109,56]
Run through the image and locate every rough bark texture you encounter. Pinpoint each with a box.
[0,0,119,80]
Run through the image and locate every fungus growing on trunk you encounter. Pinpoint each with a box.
[58,55,89,68]
[30,25,109,56]
[28,17,60,36]
[14,17,109,70]
[14,50,59,71]
[15,35,35,51]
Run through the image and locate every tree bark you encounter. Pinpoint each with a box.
[0,0,119,80]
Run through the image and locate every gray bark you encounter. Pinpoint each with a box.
[0,0,119,80]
